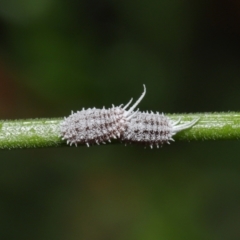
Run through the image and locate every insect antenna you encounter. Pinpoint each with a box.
[124,84,146,119]
[172,118,199,133]
[123,98,133,110]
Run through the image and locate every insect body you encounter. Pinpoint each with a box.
[60,85,146,147]
[120,111,199,148]
[60,85,199,148]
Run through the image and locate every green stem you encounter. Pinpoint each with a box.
[171,112,240,141]
[0,113,240,149]
[0,118,62,149]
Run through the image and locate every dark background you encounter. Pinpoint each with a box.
[0,0,240,239]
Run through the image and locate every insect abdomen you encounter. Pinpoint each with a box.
[121,112,175,148]
[60,107,125,147]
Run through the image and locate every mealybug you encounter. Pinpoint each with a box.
[120,111,199,148]
[60,85,146,147]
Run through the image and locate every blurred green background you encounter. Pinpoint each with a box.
[0,0,240,239]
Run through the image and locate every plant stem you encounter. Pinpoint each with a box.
[0,113,240,149]
[171,112,240,141]
[0,118,62,149]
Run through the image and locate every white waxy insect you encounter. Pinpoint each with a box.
[120,111,199,148]
[60,85,146,147]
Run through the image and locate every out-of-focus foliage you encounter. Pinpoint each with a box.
[0,0,240,239]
